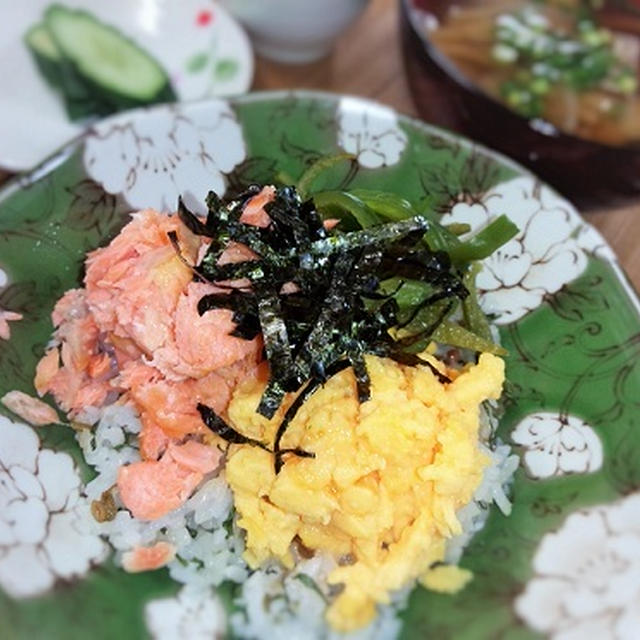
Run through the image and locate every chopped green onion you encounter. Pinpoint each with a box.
[530,77,550,95]
[492,43,518,64]
[617,73,637,94]
[494,4,635,119]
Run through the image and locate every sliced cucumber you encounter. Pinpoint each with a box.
[63,94,113,121]
[25,22,60,61]
[24,22,63,87]
[25,21,106,121]
[25,5,176,122]
[44,4,176,108]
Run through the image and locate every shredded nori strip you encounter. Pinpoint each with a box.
[177,184,472,471]
[197,403,267,450]
[255,282,297,417]
[272,360,351,473]
[197,402,316,465]
[177,196,214,237]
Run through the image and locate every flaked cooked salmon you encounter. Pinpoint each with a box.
[32,188,275,520]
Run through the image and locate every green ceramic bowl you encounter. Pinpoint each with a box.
[1,91,639,639]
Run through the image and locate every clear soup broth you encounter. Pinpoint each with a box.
[427,0,640,147]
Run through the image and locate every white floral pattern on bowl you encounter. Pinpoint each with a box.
[0,416,107,598]
[145,586,226,640]
[0,0,254,171]
[440,177,588,325]
[511,412,603,479]
[336,97,408,169]
[515,492,640,640]
[575,224,616,262]
[83,102,246,214]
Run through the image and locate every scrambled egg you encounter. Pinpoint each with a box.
[420,564,473,594]
[224,353,504,631]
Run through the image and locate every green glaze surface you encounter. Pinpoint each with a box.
[1,91,639,639]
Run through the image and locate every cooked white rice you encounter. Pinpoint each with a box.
[73,398,518,640]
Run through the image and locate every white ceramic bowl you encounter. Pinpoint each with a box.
[220,0,370,63]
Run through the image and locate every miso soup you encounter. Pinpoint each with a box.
[427,1,640,146]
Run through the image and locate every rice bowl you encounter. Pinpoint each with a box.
[0,177,522,638]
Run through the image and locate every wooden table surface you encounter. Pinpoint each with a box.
[1,0,639,290]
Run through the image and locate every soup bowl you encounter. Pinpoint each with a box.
[400,0,640,207]
[220,0,370,63]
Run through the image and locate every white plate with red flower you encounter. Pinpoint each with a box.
[0,0,253,171]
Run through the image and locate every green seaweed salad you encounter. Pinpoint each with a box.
[173,155,518,470]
